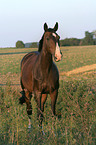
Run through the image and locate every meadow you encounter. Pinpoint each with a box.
[0,46,96,145]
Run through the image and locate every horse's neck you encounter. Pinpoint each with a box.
[40,49,52,74]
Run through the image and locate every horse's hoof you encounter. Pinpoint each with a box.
[28,124,31,129]
[38,125,45,135]
[42,130,45,135]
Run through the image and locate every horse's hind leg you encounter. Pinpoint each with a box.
[25,91,32,128]
[50,89,58,116]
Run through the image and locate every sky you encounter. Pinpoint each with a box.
[0,0,96,47]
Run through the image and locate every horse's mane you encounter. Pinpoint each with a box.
[38,34,44,52]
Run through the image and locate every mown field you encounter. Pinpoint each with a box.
[0,46,96,145]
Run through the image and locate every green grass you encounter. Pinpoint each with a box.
[0,48,37,75]
[57,46,96,72]
[0,46,96,144]
[0,79,95,145]
[0,46,96,75]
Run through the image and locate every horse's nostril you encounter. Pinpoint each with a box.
[60,51,63,58]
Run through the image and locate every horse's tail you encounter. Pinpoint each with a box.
[19,90,26,104]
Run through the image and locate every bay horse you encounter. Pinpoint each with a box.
[19,22,62,131]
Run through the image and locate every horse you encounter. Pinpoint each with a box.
[19,22,62,132]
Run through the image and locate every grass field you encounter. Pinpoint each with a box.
[0,46,96,145]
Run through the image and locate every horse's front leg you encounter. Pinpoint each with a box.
[50,89,58,116]
[41,94,47,112]
[34,91,46,135]
[34,91,43,126]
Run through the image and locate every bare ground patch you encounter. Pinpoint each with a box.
[60,64,96,76]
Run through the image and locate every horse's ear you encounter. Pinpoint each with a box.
[54,22,58,32]
[44,23,48,32]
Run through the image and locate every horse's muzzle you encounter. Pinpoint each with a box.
[54,50,63,62]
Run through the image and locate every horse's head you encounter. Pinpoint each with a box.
[41,22,62,61]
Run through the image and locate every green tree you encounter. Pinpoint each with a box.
[60,38,81,46]
[92,30,96,39]
[82,31,94,45]
[16,41,25,48]
[30,42,38,48]
[92,30,96,45]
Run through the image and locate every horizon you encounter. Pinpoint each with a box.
[0,0,96,47]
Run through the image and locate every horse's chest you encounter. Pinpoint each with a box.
[33,70,58,93]
[41,79,54,93]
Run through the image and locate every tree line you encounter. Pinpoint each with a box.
[16,30,96,48]
[60,31,96,46]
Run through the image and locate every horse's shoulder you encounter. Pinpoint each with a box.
[21,51,39,66]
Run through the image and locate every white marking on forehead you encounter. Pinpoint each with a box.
[52,33,56,38]
[56,43,60,52]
